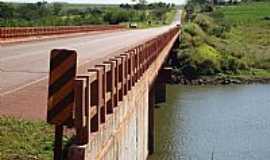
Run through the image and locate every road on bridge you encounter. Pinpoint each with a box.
[0,11,181,120]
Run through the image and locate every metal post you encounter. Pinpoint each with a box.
[54,125,63,160]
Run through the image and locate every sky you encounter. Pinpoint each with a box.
[1,0,186,5]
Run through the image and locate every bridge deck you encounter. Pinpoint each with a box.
[0,25,176,120]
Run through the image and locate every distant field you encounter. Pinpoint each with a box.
[218,2,270,25]
[61,3,119,10]
[216,2,270,70]
[179,1,270,78]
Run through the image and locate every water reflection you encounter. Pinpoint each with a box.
[148,84,270,160]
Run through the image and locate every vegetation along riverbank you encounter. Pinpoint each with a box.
[169,0,270,85]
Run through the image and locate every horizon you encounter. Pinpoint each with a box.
[0,0,186,5]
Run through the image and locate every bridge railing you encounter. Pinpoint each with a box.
[47,26,179,159]
[0,25,126,39]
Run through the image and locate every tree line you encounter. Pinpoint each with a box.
[0,1,175,27]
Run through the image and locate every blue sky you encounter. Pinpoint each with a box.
[1,0,186,5]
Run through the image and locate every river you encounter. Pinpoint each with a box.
[148,84,270,160]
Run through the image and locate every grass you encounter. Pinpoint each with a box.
[194,44,221,62]
[228,69,270,80]
[178,1,270,80]
[0,117,54,160]
[215,1,270,69]
[218,2,270,26]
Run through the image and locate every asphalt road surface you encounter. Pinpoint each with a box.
[0,12,181,120]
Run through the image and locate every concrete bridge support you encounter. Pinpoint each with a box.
[148,85,155,155]
[148,67,173,155]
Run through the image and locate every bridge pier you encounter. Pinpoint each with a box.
[155,67,172,104]
[148,67,172,155]
[148,86,155,155]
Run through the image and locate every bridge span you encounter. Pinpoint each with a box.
[64,26,180,160]
[0,12,181,160]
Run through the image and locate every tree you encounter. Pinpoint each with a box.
[104,8,129,24]
[120,3,132,9]
[52,3,63,16]
[0,2,15,19]
[131,0,148,10]
[131,0,148,5]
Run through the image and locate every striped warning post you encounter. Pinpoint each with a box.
[47,49,77,126]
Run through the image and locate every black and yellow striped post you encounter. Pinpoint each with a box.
[47,49,77,160]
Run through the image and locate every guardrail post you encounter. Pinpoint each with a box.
[88,70,100,132]
[74,78,88,145]
[95,65,107,123]
[115,56,125,101]
[109,58,119,106]
[104,61,115,113]
[120,53,129,95]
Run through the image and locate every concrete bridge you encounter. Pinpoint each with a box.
[65,26,180,160]
[0,13,181,160]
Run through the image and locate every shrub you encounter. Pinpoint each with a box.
[193,44,222,75]
[176,50,193,66]
[180,32,193,49]
[197,59,219,75]
[104,9,129,24]
[227,57,240,72]
[220,56,243,73]
[193,14,215,32]
[192,35,205,46]
[201,4,214,12]
[210,26,226,38]
[238,59,249,70]
[182,63,199,80]
[210,10,224,21]
[183,22,206,37]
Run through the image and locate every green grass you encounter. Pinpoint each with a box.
[218,2,270,26]
[0,117,54,160]
[194,44,221,61]
[178,2,270,79]
[214,2,270,70]
[229,69,270,80]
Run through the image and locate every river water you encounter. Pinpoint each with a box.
[148,84,270,160]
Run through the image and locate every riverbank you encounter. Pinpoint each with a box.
[170,74,270,85]
[171,1,270,85]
